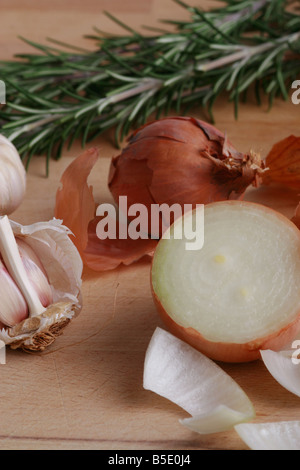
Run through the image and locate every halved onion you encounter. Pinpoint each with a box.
[143,327,255,434]
[260,349,300,398]
[151,201,300,363]
[235,421,300,450]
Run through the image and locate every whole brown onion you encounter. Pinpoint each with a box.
[109,117,265,237]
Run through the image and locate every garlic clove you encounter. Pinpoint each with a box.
[0,216,46,318]
[0,135,26,216]
[16,237,53,308]
[0,258,28,327]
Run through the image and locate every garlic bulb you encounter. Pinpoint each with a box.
[0,134,26,215]
[0,216,83,352]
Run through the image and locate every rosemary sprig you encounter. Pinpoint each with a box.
[0,0,299,173]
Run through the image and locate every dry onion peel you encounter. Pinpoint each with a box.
[260,349,300,398]
[262,135,300,190]
[143,327,255,434]
[55,147,98,261]
[235,421,300,450]
[55,147,157,271]
[0,217,83,352]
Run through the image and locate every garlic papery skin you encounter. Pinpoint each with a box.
[0,135,26,216]
[0,217,83,352]
[0,257,28,327]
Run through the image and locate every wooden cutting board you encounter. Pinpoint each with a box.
[1,0,300,451]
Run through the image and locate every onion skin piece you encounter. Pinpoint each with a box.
[83,216,157,271]
[55,148,157,271]
[109,117,265,238]
[263,135,300,190]
[55,147,98,260]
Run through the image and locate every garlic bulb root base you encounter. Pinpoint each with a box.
[1,301,78,352]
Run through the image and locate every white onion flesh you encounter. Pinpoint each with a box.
[180,405,251,434]
[143,327,255,434]
[152,201,300,344]
[235,421,300,450]
[260,349,300,398]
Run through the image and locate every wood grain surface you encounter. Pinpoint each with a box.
[1,0,300,451]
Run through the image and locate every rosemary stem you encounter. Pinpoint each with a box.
[197,31,300,72]
[109,78,163,104]
[8,114,62,142]
[217,0,271,28]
